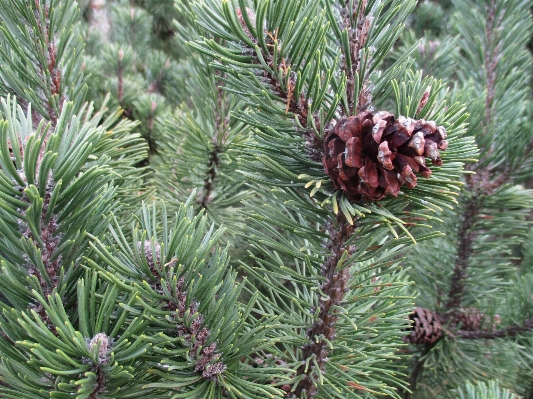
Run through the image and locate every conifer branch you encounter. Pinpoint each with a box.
[35,2,62,126]
[200,145,221,209]
[293,213,354,397]
[400,345,432,399]
[166,276,227,380]
[85,333,110,398]
[141,242,227,380]
[200,81,226,208]
[338,0,373,114]
[403,311,533,398]
[261,47,312,131]
[444,196,478,316]
[233,11,322,156]
[88,365,105,399]
[405,194,479,396]
[18,176,63,299]
[457,319,533,339]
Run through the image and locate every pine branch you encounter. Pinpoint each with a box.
[29,1,64,126]
[457,319,533,339]
[0,0,86,123]
[87,334,110,399]
[293,213,354,397]
[86,204,283,397]
[200,81,226,208]
[200,146,221,209]
[400,345,432,399]
[444,196,478,316]
[22,188,62,296]
[87,364,105,399]
[139,241,227,380]
[338,0,373,114]
[230,8,324,158]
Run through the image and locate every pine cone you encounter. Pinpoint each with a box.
[322,111,448,201]
[404,307,443,345]
[457,308,483,331]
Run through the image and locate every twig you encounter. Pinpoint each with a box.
[87,365,105,399]
[338,0,372,115]
[458,319,533,339]
[199,75,228,208]
[34,2,61,126]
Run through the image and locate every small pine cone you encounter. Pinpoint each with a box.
[457,308,483,331]
[323,111,447,201]
[404,307,443,345]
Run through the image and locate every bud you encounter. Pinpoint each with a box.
[87,333,111,364]
[416,86,431,116]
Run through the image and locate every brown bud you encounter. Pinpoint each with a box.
[416,86,431,116]
[236,7,256,38]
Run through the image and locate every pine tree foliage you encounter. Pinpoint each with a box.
[0,270,150,398]
[185,0,476,397]
[82,0,186,155]
[456,380,519,399]
[0,96,142,290]
[0,0,531,398]
[400,0,533,397]
[0,96,149,396]
[151,4,254,237]
[0,0,86,123]
[390,30,458,81]
[87,202,285,398]
[133,0,184,58]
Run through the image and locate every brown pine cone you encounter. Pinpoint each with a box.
[457,308,483,331]
[322,111,448,201]
[404,307,443,345]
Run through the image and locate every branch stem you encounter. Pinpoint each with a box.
[293,213,355,397]
[199,146,221,209]
[458,319,533,339]
[444,196,478,317]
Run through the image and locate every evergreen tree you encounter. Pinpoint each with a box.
[0,1,530,399]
